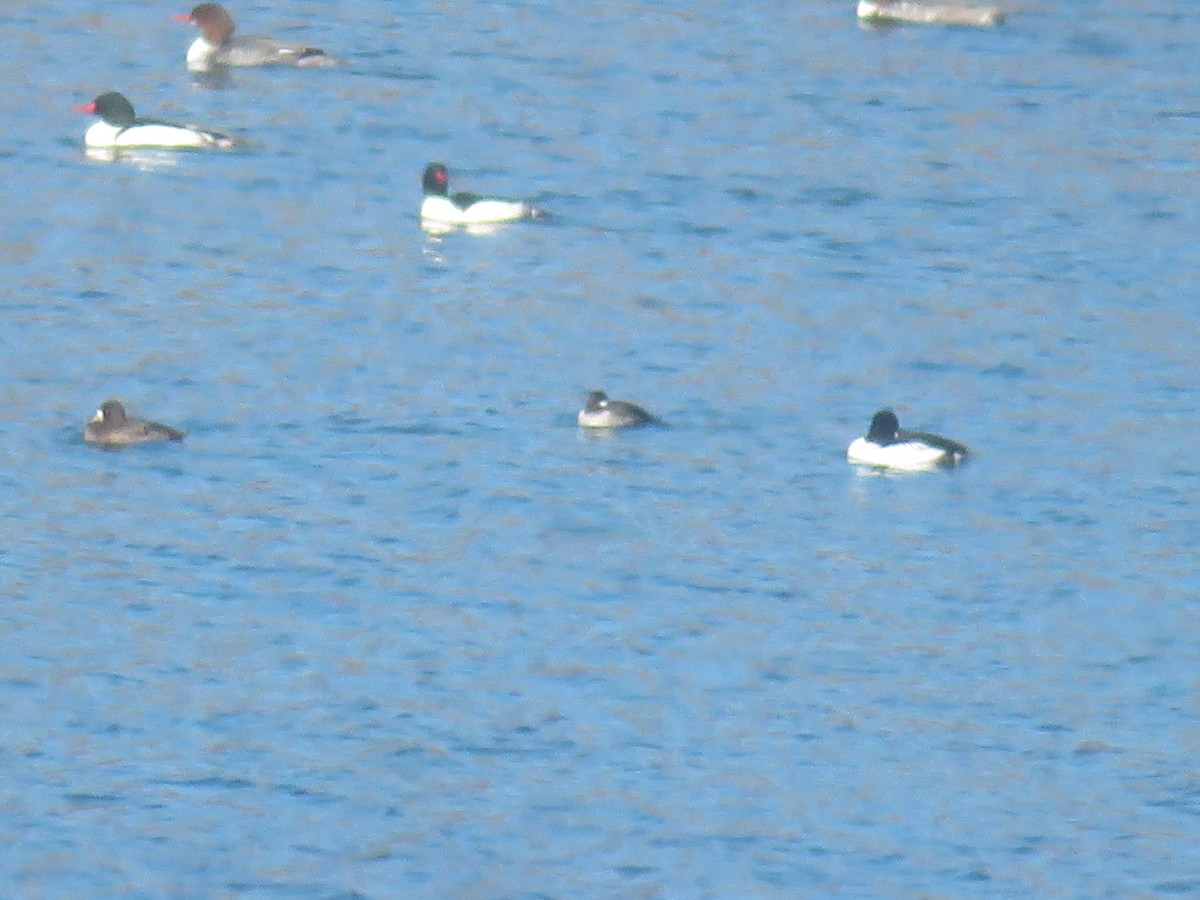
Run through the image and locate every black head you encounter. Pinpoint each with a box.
[423,163,449,196]
[98,399,129,425]
[866,408,900,443]
[584,390,609,411]
[90,92,137,127]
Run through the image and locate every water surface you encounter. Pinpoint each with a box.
[2,0,1199,896]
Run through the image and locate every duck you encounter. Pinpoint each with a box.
[856,0,1004,26]
[577,391,661,429]
[419,163,542,229]
[846,409,968,471]
[173,2,338,72]
[74,92,236,150]
[83,400,185,447]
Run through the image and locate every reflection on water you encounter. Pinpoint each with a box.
[420,218,508,237]
[83,147,184,169]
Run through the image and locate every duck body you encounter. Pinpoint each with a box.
[84,400,185,447]
[577,391,660,429]
[847,409,968,471]
[856,0,1003,26]
[76,92,235,149]
[176,3,337,72]
[419,163,540,227]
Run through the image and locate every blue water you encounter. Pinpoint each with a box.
[3,0,1199,895]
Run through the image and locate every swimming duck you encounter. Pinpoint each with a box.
[419,163,542,229]
[846,409,968,471]
[174,2,338,72]
[74,92,236,149]
[577,391,660,429]
[84,400,185,447]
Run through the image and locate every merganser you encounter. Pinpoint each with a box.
[856,0,1004,26]
[173,2,338,72]
[419,163,542,229]
[847,409,969,471]
[74,92,236,149]
[577,391,661,429]
[84,400,185,447]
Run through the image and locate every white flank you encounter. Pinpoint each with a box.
[420,195,530,226]
[846,437,950,471]
[85,121,223,150]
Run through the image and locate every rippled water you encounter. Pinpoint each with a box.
[3,0,1199,896]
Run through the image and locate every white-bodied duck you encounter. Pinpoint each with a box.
[75,92,236,149]
[420,163,542,231]
[847,409,968,471]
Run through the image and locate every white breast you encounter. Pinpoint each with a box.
[186,36,217,71]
